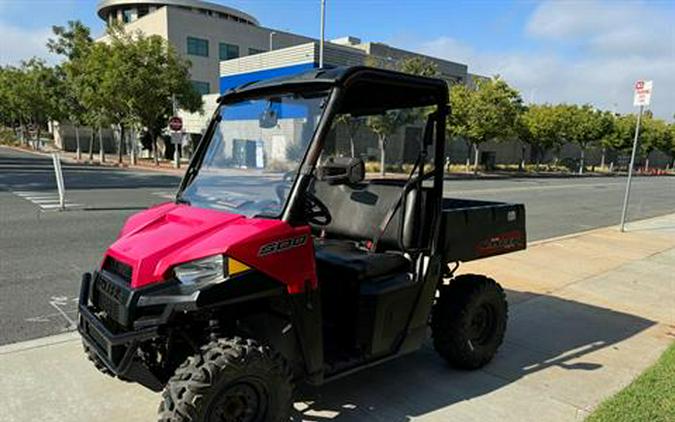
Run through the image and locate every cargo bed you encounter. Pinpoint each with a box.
[441,198,526,263]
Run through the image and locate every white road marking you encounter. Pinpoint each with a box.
[10,190,83,210]
[152,191,176,199]
[24,296,78,330]
[49,296,77,330]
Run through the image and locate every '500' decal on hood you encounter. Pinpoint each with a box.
[258,235,308,256]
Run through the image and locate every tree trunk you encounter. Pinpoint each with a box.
[88,129,94,161]
[379,135,386,176]
[609,162,614,173]
[152,131,159,166]
[600,147,606,169]
[473,144,480,174]
[519,145,526,172]
[35,127,41,151]
[644,157,650,172]
[129,128,137,166]
[465,140,471,173]
[19,119,26,145]
[349,135,355,158]
[75,125,81,161]
[118,124,125,164]
[579,148,585,175]
[98,127,105,163]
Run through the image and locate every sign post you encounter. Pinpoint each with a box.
[169,115,183,169]
[52,153,66,211]
[620,80,652,232]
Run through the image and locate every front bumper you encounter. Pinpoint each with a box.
[77,271,197,391]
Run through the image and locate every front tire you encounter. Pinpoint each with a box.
[431,274,508,369]
[158,337,293,422]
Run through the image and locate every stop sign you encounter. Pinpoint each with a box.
[169,116,183,131]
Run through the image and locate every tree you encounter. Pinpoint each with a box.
[563,105,613,174]
[0,66,31,141]
[108,27,202,165]
[666,124,675,169]
[518,104,567,168]
[334,114,363,157]
[449,77,523,172]
[19,59,62,150]
[78,40,115,162]
[367,111,409,175]
[366,57,439,176]
[398,56,439,78]
[640,117,671,171]
[48,21,93,160]
[604,114,636,153]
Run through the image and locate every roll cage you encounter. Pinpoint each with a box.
[180,66,450,253]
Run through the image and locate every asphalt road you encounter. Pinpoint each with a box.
[1,146,673,346]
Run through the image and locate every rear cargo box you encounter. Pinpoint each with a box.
[441,198,526,263]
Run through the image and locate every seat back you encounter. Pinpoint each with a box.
[310,179,429,251]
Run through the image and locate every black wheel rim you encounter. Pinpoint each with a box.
[469,303,496,345]
[208,379,268,422]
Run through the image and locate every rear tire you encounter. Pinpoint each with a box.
[431,274,507,369]
[158,337,293,422]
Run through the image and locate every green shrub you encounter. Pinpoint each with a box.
[0,127,19,146]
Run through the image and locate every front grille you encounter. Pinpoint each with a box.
[103,257,132,283]
[94,274,126,325]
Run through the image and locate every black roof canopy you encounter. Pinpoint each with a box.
[220,66,449,114]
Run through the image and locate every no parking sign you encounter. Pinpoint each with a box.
[633,80,653,107]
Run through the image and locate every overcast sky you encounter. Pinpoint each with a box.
[0,0,673,119]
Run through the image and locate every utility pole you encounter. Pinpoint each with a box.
[319,0,326,68]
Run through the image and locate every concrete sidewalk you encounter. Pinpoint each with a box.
[1,214,674,422]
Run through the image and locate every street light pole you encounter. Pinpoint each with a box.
[319,0,326,68]
[619,104,643,232]
[269,31,276,51]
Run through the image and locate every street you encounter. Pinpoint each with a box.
[1,146,673,346]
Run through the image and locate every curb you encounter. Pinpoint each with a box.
[0,331,79,355]
[528,212,675,247]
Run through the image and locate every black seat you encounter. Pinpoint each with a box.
[314,239,410,281]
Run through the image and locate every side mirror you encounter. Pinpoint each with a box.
[317,157,365,185]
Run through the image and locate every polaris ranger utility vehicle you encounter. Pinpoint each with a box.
[78,66,526,421]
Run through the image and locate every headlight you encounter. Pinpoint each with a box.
[174,255,250,285]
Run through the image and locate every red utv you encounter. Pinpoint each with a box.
[78,66,526,421]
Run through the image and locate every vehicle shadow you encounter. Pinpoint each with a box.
[291,289,655,421]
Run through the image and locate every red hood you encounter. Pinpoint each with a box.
[106,202,313,289]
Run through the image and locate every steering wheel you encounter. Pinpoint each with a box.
[304,191,332,226]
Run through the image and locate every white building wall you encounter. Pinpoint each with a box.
[164,6,313,93]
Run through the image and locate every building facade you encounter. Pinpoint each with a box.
[97,0,314,94]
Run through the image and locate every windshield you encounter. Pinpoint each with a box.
[179,90,329,217]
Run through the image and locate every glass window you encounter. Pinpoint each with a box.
[179,90,330,217]
[137,5,149,18]
[219,43,240,61]
[122,8,133,23]
[187,36,209,57]
[191,81,210,95]
[327,106,432,180]
[248,48,266,56]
